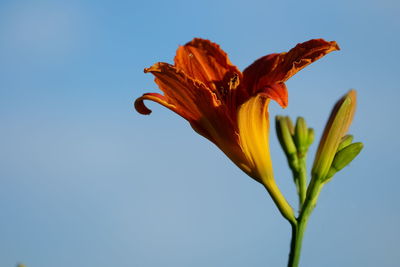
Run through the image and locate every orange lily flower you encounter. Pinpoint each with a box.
[135,38,339,222]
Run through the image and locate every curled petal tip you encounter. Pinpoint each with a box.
[134,95,153,115]
[134,93,178,116]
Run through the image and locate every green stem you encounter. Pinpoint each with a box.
[286,154,308,267]
[287,178,323,267]
[287,218,308,267]
[289,155,307,209]
[296,156,307,208]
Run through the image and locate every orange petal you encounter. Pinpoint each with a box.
[143,62,246,170]
[277,39,340,82]
[134,93,179,115]
[242,39,339,106]
[237,94,296,222]
[237,94,273,181]
[174,38,242,92]
[144,62,222,121]
[260,83,288,108]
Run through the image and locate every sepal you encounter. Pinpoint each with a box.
[325,142,363,181]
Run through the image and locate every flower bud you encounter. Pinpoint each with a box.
[276,116,297,158]
[276,116,300,171]
[325,142,363,180]
[337,134,354,151]
[311,90,357,180]
[294,117,309,156]
[285,116,295,135]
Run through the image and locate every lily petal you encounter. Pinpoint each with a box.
[278,39,340,82]
[144,62,221,121]
[242,39,340,107]
[174,38,243,105]
[261,83,289,108]
[141,62,244,165]
[134,93,179,115]
[237,94,273,181]
[237,94,295,222]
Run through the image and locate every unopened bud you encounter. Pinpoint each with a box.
[326,142,363,180]
[276,116,297,157]
[337,134,354,151]
[294,117,308,156]
[276,116,298,170]
[312,90,357,180]
[285,116,295,136]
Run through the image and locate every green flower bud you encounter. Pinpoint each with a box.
[276,116,297,156]
[285,116,295,136]
[312,90,357,180]
[276,116,298,169]
[294,117,308,156]
[325,142,363,180]
[337,134,354,151]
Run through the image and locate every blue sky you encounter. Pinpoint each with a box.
[0,0,399,266]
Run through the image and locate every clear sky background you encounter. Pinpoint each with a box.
[0,0,398,266]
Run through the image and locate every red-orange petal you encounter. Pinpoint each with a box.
[242,39,339,107]
[174,38,242,91]
[134,93,179,115]
[141,62,244,165]
[260,83,288,108]
[144,62,221,121]
[277,39,340,82]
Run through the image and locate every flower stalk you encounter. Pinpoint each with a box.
[276,116,314,208]
[288,178,322,267]
[279,90,363,267]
